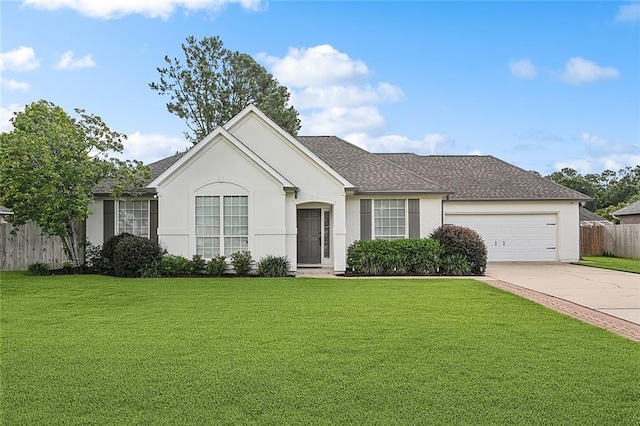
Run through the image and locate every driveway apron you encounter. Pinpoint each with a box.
[484,262,640,326]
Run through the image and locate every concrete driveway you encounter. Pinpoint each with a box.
[485,262,640,325]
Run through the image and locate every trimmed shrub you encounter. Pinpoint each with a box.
[26,262,50,276]
[158,255,192,276]
[257,255,291,277]
[207,255,227,277]
[112,235,163,277]
[230,251,253,276]
[85,242,106,273]
[101,233,133,273]
[441,254,472,276]
[139,260,162,278]
[191,254,207,275]
[431,225,487,275]
[347,238,443,276]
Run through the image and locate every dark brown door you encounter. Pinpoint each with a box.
[297,209,321,264]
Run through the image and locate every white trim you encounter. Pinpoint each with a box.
[149,126,296,190]
[322,208,332,264]
[224,104,356,189]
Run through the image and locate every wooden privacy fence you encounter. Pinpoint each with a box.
[580,222,640,259]
[0,221,85,271]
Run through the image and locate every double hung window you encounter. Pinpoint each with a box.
[196,195,248,257]
[118,200,149,238]
[373,199,406,240]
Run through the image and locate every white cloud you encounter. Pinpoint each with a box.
[263,44,404,139]
[121,132,190,164]
[560,57,619,85]
[344,132,454,155]
[54,51,96,70]
[260,44,370,87]
[509,58,537,79]
[555,154,640,174]
[615,3,640,23]
[0,104,23,133]
[555,131,640,173]
[581,132,608,146]
[468,150,482,156]
[300,107,386,135]
[0,46,39,71]
[292,83,403,109]
[23,0,263,19]
[582,132,636,156]
[0,78,29,91]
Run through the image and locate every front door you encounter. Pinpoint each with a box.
[297,209,322,264]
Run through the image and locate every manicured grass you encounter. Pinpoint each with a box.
[576,255,640,274]
[1,273,638,425]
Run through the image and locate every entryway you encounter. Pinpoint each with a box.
[297,209,321,264]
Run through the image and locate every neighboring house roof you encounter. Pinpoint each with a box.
[0,206,13,215]
[579,206,610,223]
[612,199,640,216]
[378,153,591,201]
[296,136,451,194]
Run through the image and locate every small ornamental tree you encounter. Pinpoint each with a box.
[430,225,487,275]
[0,100,150,267]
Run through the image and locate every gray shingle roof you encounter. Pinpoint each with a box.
[92,135,591,201]
[580,207,609,222]
[378,153,590,201]
[0,206,13,215]
[613,199,640,216]
[93,151,187,194]
[296,136,450,193]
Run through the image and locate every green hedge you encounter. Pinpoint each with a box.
[347,238,444,276]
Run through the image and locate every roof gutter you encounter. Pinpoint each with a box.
[444,196,593,202]
[92,187,158,196]
[354,190,454,196]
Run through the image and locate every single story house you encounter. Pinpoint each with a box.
[87,105,590,273]
[612,200,640,225]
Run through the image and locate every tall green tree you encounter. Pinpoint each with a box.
[546,167,600,211]
[0,100,150,267]
[545,166,640,217]
[150,35,300,143]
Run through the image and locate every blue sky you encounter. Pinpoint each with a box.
[1,0,639,175]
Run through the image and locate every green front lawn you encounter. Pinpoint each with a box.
[576,255,640,273]
[1,273,638,424]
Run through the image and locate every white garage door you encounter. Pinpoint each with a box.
[445,214,558,261]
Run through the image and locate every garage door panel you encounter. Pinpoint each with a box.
[445,214,557,261]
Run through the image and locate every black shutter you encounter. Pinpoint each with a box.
[360,199,372,241]
[408,199,420,238]
[103,200,115,242]
[150,199,158,244]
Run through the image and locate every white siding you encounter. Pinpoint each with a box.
[226,113,347,205]
[156,134,290,262]
[153,115,351,272]
[86,196,104,246]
